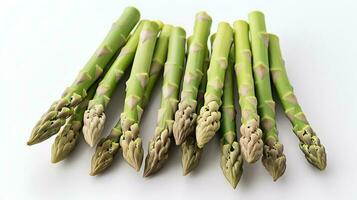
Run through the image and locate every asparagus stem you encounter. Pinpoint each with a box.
[173,12,212,145]
[51,83,96,163]
[144,27,186,177]
[219,46,243,188]
[27,7,140,145]
[51,49,120,163]
[268,34,326,170]
[196,22,233,148]
[248,12,287,179]
[233,20,264,163]
[119,21,166,171]
[180,35,208,175]
[90,23,169,175]
[83,20,146,147]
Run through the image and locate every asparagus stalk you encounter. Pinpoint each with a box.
[144,27,186,176]
[268,34,326,170]
[119,21,165,171]
[219,46,243,188]
[51,49,121,163]
[27,7,140,145]
[51,82,97,163]
[173,12,212,145]
[90,23,170,175]
[181,36,209,175]
[196,22,233,148]
[248,12,287,179]
[233,20,264,163]
[82,20,146,147]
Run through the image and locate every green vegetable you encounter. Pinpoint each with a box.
[196,22,233,148]
[268,34,326,170]
[219,46,243,188]
[233,20,263,163]
[83,21,146,147]
[90,23,170,175]
[248,11,286,180]
[144,27,186,177]
[27,7,140,145]
[119,21,164,171]
[173,12,212,145]
[181,35,209,175]
[51,82,97,163]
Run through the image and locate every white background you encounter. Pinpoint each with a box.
[1,0,356,199]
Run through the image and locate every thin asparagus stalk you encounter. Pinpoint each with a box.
[268,34,326,170]
[144,27,186,176]
[220,46,243,188]
[82,21,146,147]
[119,21,165,171]
[27,7,140,145]
[51,49,121,163]
[196,22,233,148]
[90,23,169,175]
[233,20,264,163]
[173,12,212,145]
[181,35,209,175]
[248,11,287,180]
[51,82,97,163]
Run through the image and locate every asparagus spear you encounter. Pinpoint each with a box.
[27,7,140,145]
[220,46,243,188]
[181,36,208,175]
[51,82,97,163]
[90,23,170,175]
[82,20,146,147]
[248,12,287,179]
[51,49,121,163]
[173,12,212,145]
[233,20,264,163]
[196,22,233,148]
[268,34,326,170]
[144,27,186,176]
[119,21,164,171]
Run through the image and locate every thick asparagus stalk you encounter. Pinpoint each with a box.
[119,21,165,171]
[83,21,145,147]
[173,12,212,145]
[27,7,140,145]
[82,20,146,147]
[220,46,243,188]
[144,27,186,176]
[90,23,169,175]
[268,34,326,170]
[181,36,209,175]
[51,50,121,163]
[51,82,97,163]
[196,22,233,148]
[248,11,287,180]
[233,20,264,163]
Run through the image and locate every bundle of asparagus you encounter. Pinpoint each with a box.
[27,6,327,188]
[27,7,140,145]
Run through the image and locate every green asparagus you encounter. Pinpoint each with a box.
[268,34,326,170]
[51,82,97,163]
[144,27,186,177]
[173,12,212,145]
[181,35,209,175]
[233,20,263,163]
[82,20,146,147]
[91,23,169,175]
[248,11,286,180]
[119,21,165,171]
[220,46,243,188]
[196,22,233,148]
[27,7,140,145]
